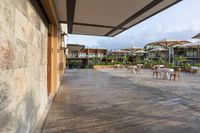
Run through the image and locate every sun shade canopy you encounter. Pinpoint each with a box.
[149,47,167,52]
[193,33,200,39]
[146,39,190,48]
[135,50,146,54]
[54,0,182,37]
[183,42,200,47]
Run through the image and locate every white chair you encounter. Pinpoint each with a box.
[153,67,162,78]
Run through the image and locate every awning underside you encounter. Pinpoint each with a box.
[54,0,181,37]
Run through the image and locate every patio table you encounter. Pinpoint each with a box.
[131,66,138,73]
[160,68,174,80]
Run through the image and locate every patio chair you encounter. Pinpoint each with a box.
[188,69,197,75]
[127,65,132,72]
[135,67,140,74]
[120,65,124,69]
[137,64,143,73]
[170,68,181,81]
[153,67,162,78]
[124,65,129,68]
[129,65,139,73]
[185,64,197,76]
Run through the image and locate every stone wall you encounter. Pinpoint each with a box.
[0,0,48,132]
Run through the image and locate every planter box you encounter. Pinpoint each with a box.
[93,65,114,69]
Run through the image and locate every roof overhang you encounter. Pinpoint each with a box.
[53,0,182,37]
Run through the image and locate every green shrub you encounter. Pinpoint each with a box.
[114,61,123,65]
[127,61,132,65]
[195,63,200,67]
[175,56,187,67]
[168,63,175,68]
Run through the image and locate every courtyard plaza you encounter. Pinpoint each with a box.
[42,68,200,133]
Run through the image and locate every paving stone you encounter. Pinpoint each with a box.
[42,69,200,133]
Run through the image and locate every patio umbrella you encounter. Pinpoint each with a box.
[149,47,167,52]
[192,33,200,39]
[147,39,190,48]
[146,39,190,65]
[134,50,146,62]
[183,42,200,47]
[135,50,146,54]
[149,48,167,61]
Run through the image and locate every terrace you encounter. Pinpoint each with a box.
[2,0,200,133]
[42,69,200,132]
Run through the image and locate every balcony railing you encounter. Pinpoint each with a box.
[68,54,106,58]
[174,55,200,58]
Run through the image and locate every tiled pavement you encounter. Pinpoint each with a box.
[42,69,200,133]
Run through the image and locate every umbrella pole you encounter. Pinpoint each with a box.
[165,42,168,67]
[169,47,171,64]
[198,46,200,64]
[166,50,168,67]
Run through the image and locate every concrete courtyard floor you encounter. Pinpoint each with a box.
[42,69,200,133]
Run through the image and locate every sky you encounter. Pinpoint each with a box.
[67,0,200,50]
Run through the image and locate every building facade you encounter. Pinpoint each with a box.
[174,47,200,65]
[79,48,107,58]
[66,44,107,68]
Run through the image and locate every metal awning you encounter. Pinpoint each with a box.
[54,0,182,37]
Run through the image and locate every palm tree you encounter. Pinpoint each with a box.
[175,56,187,67]
[123,55,129,65]
[107,55,116,65]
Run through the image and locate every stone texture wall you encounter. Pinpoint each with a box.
[0,0,48,132]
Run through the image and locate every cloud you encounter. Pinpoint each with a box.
[68,0,200,50]
[94,28,199,50]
